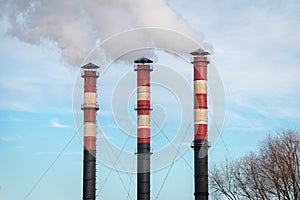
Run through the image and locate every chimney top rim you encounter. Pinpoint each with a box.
[134,57,153,64]
[190,48,210,56]
[81,62,100,69]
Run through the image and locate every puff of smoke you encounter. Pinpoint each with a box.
[0,0,210,67]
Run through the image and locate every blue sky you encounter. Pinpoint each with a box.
[1,0,300,199]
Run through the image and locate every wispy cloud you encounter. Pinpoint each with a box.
[16,146,27,149]
[0,101,36,113]
[172,141,192,148]
[34,151,82,156]
[51,119,73,128]
[0,135,22,141]
[9,118,33,122]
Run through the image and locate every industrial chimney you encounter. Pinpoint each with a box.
[134,57,153,200]
[81,63,99,200]
[191,49,210,200]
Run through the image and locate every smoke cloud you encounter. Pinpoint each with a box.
[0,0,207,66]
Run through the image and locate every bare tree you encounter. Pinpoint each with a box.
[210,129,300,200]
[259,130,300,199]
[210,159,239,200]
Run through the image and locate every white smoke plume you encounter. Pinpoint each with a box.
[0,0,208,66]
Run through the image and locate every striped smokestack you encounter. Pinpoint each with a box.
[134,57,153,200]
[81,63,99,200]
[191,49,210,200]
